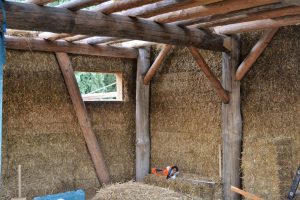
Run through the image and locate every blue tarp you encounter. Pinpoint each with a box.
[33,190,85,200]
[0,0,6,180]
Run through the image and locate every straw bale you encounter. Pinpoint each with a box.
[144,174,222,200]
[1,50,136,199]
[242,136,292,199]
[241,26,300,200]
[92,181,199,200]
[150,47,222,179]
[6,29,39,38]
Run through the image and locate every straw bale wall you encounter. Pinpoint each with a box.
[150,46,222,179]
[0,50,136,199]
[241,26,300,199]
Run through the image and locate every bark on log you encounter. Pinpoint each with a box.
[235,28,278,80]
[3,1,227,51]
[136,48,151,182]
[221,35,242,200]
[55,52,111,184]
[143,45,173,85]
[6,36,138,59]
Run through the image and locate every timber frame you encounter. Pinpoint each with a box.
[1,0,299,199]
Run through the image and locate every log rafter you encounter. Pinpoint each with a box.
[3,1,227,51]
[121,0,222,18]
[235,28,278,80]
[6,36,138,59]
[143,44,173,85]
[150,0,279,23]
[214,15,300,34]
[93,0,161,14]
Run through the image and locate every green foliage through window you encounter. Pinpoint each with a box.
[75,72,117,95]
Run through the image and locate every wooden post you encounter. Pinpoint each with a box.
[188,46,229,104]
[143,44,173,85]
[18,165,21,198]
[136,48,150,182]
[55,52,111,185]
[221,35,242,200]
[235,28,278,80]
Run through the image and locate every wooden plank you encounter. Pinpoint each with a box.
[55,52,111,184]
[58,0,109,11]
[6,36,138,59]
[136,48,151,182]
[214,15,300,34]
[188,46,229,103]
[203,6,300,28]
[116,73,123,101]
[93,0,160,14]
[235,28,278,81]
[150,0,279,23]
[221,35,242,200]
[3,2,227,51]
[143,45,172,85]
[231,186,263,200]
[121,0,222,18]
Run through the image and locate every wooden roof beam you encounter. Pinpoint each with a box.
[143,45,173,85]
[150,0,280,23]
[55,0,221,44]
[188,46,229,103]
[194,5,300,28]
[6,36,138,59]
[25,0,55,6]
[235,28,278,81]
[93,0,161,14]
[121,0,222,18]
[176,2,288,27]
[214,15,300,34]
[57,0,109,11]
[4,2,227,52]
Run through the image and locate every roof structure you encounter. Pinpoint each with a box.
[2,0,300,53]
